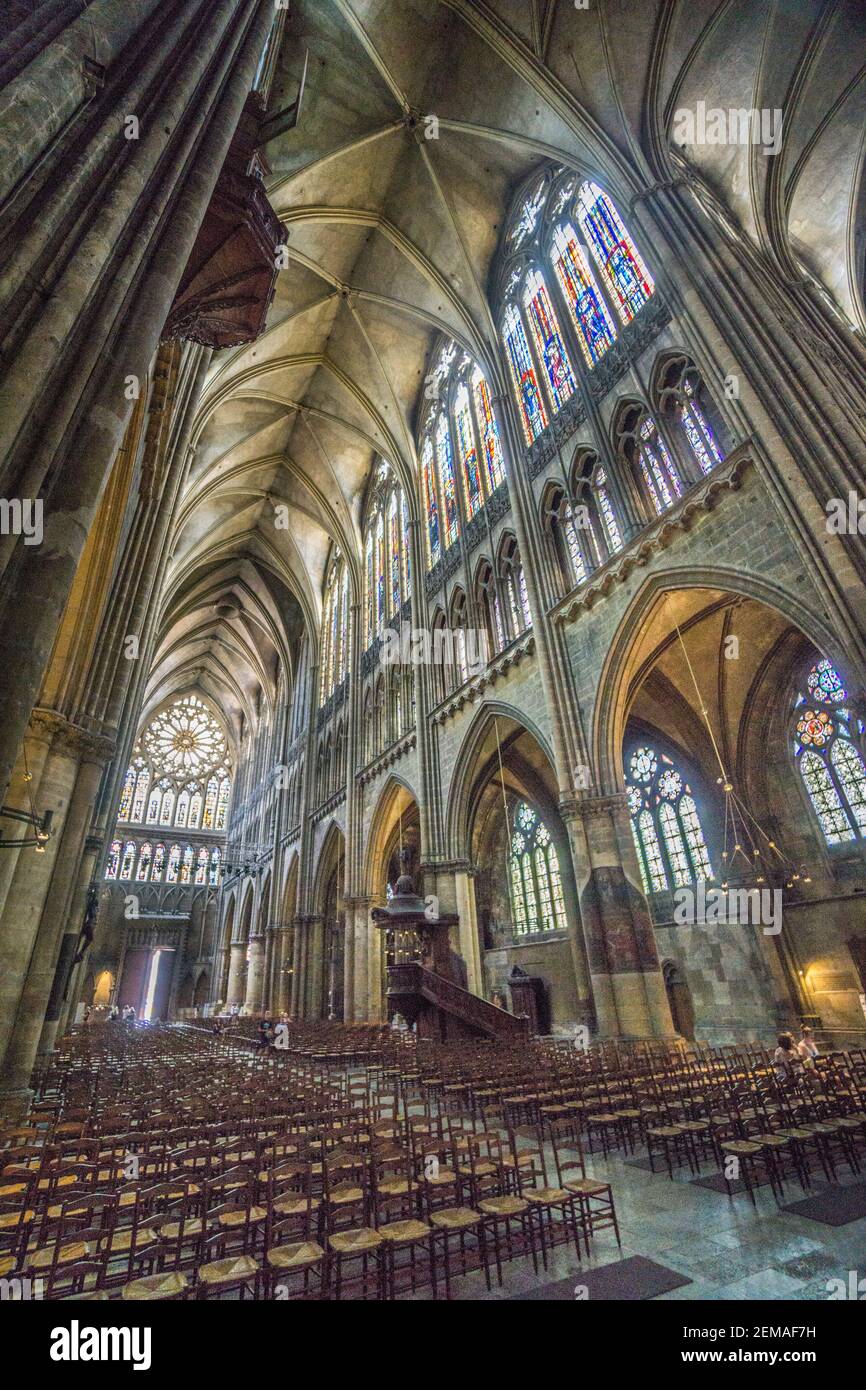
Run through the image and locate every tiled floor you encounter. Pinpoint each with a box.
[406,1145,866,1301]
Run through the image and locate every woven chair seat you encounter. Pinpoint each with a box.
[159,1218,204,1239]
[327,1227,382,1254]
[478,1195,528,1217]
[122,1270,188,1300]
[429,1207,479,1231]
[197,1254,259,1284]
[105,1226,159,1251]
[266,1239,324,1270]
[217,1206,267,1228]
[523,1186,572,1205]
[28,1239,91,1268]
[377,1218,431,1243]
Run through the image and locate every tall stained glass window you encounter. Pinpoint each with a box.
[166,845,181,883]
[502,303,548,444]
[680,378,723,475]
[105,840,121,881]
[389,492,401,614]
[130,763,149,823]
[523,268,576,413]
[118,767,135,822]
[435,415,459,549]
[638,417,682,515]
[508,801,568,936]
[626,746,713,894]
[421,436,441,567]
[471,368,505,492]
[151,843,166,882]
[576,181,655,325]
[401,495,411,599]
[375,513,385,628]
[594,466,623,554]
[793,658,866,845]
[119,841,136,881]
[215,776,231,832]
[364,533,374,643]
[454,384,483,518]
[551,222,617,367]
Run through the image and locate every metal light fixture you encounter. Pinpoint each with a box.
[0,805,53,851]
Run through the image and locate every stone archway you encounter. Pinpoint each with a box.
[447,702,587,1027]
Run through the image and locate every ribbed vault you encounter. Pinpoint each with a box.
[158,0,866,730]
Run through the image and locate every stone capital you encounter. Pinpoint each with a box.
[561,792,629,823]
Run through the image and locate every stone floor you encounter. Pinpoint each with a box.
[406,1144,866,1301]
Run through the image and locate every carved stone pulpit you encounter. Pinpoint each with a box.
[371,869,457,1031]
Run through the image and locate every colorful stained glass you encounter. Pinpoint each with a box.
[796,710,833,748]
[807,658,846,705]
[471,369,505,492]
[215,777,230,832]
[435,416,459,549]
[523,268,575,412]
[119,841,136,881]
[401,496,411,600]
[576,181,655,325]
[338,567,349,682]
[375,513,385,626]
[681,380,723,474]
[118,767,135,822]
[551,222,617,367]
[203,778,218,830]
[389,493,401,614]
[195,848,209,885]
[131,765,149,823]
[209,847,221,886]
[187,790,203,830]
[166,845,181,883]
[180,846,194,885]
[105,840,121,880]
[175,789,190,829]
[159,789,175,826]
[638,417,682,514]
[361,533,372,646]
[421,437,441,567]
[454,384,483,517]
[135,843,152,882]
[151,843,166,882]
[503,303,548,444]
[145,787,161,824]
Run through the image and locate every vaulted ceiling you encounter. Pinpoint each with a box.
[154,0,866,739]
